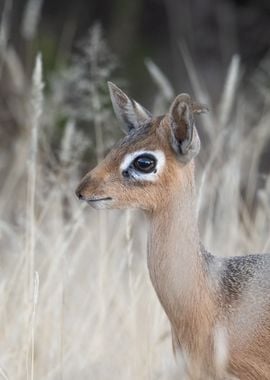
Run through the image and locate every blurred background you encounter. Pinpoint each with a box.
[2,0,270,162]
[4,0,270,88]
[5,0,270,89]
[1,0,270,379]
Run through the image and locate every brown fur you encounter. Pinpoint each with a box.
[76,90,270,379]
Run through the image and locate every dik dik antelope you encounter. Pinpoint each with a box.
[76,82,270,379]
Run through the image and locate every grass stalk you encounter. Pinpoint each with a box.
[25,53,43,380]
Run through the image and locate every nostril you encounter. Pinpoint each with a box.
[75,187,84,200]
[76,175,92,200]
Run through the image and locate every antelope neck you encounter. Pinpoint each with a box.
[147,171,206,326]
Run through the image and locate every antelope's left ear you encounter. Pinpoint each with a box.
[108,82,152,134]
[168,93,208,163]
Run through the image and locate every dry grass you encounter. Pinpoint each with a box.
[0,48,178,378]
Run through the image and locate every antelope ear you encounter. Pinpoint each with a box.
[168,93,208,163]
[108,82,152,134]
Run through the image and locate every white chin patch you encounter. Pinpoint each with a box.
[120,150,166,182]
[88,199,113,210]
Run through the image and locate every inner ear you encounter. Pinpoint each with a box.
[171,101,193,154]
[169,94,207,162]
[108,82,152,134]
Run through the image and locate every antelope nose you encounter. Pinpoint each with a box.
[75,184,86,200]
[76,175,95,201]
[76,191,84,200]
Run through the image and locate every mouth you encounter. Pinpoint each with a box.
[87,197,113,203]
[86,197,113,209]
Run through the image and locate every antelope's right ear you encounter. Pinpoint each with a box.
[168,94,208,163]
[108,82,152,134]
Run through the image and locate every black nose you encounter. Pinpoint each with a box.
[76,192,83,200]
[76,175,92,200]
[75,186,85,200]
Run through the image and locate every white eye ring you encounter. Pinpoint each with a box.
[120,150,166,182]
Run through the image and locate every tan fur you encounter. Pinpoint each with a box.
[76,89,270,379]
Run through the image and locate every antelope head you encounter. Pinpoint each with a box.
[76,82,207,211]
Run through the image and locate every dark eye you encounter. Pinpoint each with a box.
[133,154,157,174]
